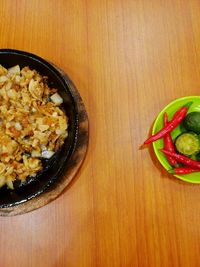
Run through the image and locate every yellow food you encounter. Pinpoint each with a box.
[0,65,68,189]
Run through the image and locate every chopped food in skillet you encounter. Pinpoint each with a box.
[0,65,68,189]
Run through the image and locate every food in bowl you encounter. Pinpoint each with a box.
[0,64,68,189]
[144,101,200,175]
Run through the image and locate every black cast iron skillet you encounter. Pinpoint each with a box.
[0,49,79,208]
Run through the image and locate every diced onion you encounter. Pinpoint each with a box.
[52,112,58,117]
[41,150,55,159]
[15,122,22,131]
[50,93,63,104]
[8,65,20,75]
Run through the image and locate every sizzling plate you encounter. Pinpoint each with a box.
[0,49,87,211]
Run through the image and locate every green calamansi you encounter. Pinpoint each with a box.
[184,112,200,134]
[175,132,200,156]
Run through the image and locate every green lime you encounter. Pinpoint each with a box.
[175,132,200,156]
[184,112,200,134]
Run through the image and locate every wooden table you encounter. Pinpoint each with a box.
[0,1,199,266]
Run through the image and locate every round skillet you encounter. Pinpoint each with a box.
[0,49,88,215]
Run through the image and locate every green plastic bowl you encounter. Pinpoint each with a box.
[152,96,200,184]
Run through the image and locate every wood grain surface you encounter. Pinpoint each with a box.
[0,0,200,266]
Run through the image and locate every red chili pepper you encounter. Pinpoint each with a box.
[169,167,200,174]
[144,102,192,145]
[163,112,178,166]
[161,149,200,169]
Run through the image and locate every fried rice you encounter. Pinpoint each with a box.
[0,65,68,189]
